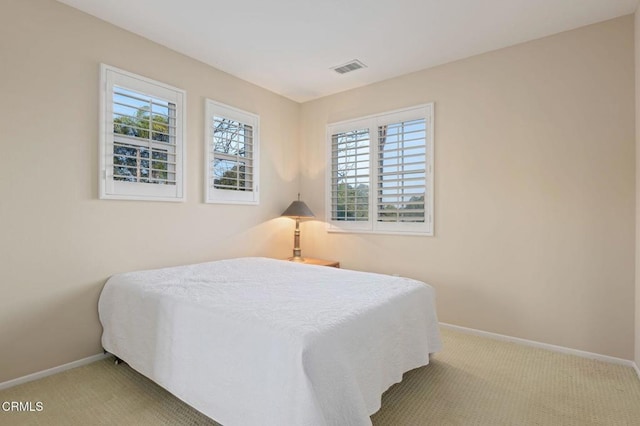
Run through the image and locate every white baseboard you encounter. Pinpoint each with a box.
[0,353,110,391]
[3,328,639,391]
[440,322,636,369]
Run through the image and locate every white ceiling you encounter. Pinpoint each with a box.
[58,0,637,103]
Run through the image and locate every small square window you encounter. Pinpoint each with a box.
[100,64,186,201]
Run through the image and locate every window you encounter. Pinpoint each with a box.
[99,64,186,201]
[204,100,259,205]
[327,104,433,235]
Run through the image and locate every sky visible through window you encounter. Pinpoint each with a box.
[211,116,253,191]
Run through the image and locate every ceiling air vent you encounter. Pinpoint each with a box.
[331,59,367,75]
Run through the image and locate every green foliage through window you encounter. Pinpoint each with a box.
[112,87,175,185]
[331,129,370,221]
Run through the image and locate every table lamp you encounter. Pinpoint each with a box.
[281,194,315,262]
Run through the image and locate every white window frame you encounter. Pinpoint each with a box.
[99,64,186,202]
[204,99,260,205]
[326,103,434,236]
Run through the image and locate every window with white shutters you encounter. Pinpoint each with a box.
[205,100,259,205]
[100,64,185,201]
[327,104,433,235]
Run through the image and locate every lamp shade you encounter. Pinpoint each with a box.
[281,200,315,218]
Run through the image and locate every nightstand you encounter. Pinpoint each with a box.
[288,257,340,268]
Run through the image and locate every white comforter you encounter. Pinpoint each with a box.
[98,257,442,426]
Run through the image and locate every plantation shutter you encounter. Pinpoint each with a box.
[330,129,371,221]
[112,87,177,186]
[100,64,185,201]
[326,103,433,235]
[211,117,254,192]
[205,100,260,205]
[377,118,427,223]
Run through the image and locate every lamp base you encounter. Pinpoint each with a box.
[289,256,306,263]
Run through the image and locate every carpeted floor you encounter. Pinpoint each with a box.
[1,328,639,425]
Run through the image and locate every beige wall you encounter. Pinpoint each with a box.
[1,1,636,384]
[635,8,640,369]
[0,0,300,383]
[301,16,636,359]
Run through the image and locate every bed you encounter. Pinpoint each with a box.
[98,257,442,426]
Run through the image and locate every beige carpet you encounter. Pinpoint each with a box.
[1,328,639,425]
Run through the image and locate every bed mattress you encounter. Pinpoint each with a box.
[98,257,442,426]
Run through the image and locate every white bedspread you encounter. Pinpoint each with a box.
[98,257,442,426]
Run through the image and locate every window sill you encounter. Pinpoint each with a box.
[326,226,433,237]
